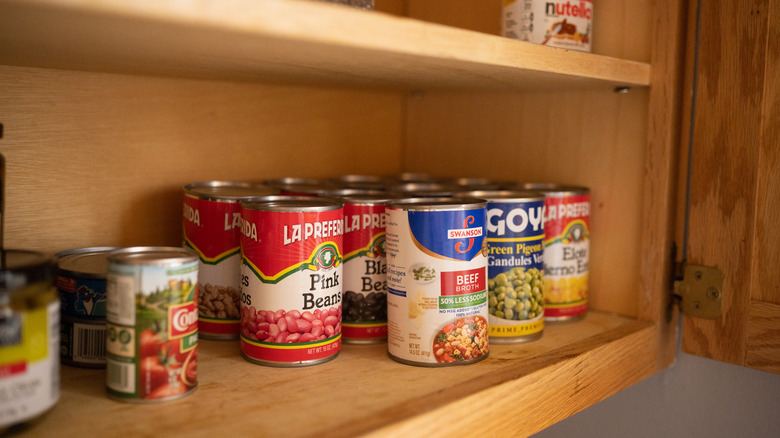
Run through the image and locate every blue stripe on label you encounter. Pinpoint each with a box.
[388,288,407,297]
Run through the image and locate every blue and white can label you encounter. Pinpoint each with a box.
[385,198,490,366]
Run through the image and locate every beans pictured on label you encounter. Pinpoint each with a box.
[488,267,543,321]
[199,283,240,319]
[343,290,386,322]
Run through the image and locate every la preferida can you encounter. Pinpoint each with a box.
[105,247,199,402]
[0,250,59,431]
[459,190,545,343]
[502,0,593,52]
[56,247,118,368]
[522,184,590,321]
[340,193,400,344]
[239,197,344,366]
[183,181,278,340]
[385,197,490,366]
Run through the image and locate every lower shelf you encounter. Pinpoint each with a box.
[23,311,663,437]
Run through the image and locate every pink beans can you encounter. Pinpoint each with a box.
[239,197,344,366]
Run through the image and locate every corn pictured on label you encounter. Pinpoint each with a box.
[385,202,490,366]
[542,193,590,318]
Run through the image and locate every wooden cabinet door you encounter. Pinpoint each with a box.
[681,0,780,374]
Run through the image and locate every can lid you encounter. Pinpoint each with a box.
[241,197,344,212]
[387,197,487,211]
[57,247,117,277]
[108,247,198,267]
[512,183,590,196]
[455,189,545,202]
[0,249,55,292]
[184,181,279,200]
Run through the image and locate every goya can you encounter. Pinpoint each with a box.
[460,190,545,342]
[105,247,199,402]
[0,250,59,431]
[183,181,278,340]
[239,197,344,366]
[340,193,400,344]
[522,184,590,321]
[385,198,490,366]
[56,247,117,368]
[502,0,593,52]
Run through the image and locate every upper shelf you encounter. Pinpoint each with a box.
[0,0,651,91]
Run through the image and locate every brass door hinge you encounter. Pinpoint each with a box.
[673,263,724,319]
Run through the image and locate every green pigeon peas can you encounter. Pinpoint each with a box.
[459,190,545,343]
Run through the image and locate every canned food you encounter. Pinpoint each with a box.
[388,182,455,198]
[502,0,593,52]
[447,177,512,191]
[183,181,278,340]
[328,174,388,191]
[1,250,59,431]
[56,247,117,368]
[340,193,401,344]
[521,184,590,321]
[239,197,344,366]
[105,247,199,402]
[385,197,490,366]
[458,191,545,342]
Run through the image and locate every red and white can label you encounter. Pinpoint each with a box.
[542,193,590,318]
[183,196,242,338]
[239,206,343,365]
[341,202,388,342]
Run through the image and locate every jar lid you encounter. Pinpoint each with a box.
[0,249,55,292]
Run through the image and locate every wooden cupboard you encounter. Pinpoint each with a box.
[0,0,732,436]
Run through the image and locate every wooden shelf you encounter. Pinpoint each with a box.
[0,0,650,90]
[16,311,663,438]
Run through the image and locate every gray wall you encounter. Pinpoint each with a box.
[533,325,780,438]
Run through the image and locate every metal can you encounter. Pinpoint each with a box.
[385,197,490,366]
[0,250,59,431]
[239,197,344,366]
[56,247,117,368]
[502,0,593,52]
[388,182,455,198]
[105,247,199,402]
[459,190,545,342]
[521,184,590,321]
[328,174,388,191]
[183,181,278,340]
[340,193,401,344]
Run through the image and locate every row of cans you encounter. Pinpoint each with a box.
[53,177,589,379]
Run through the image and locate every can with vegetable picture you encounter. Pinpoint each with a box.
[385,197,490,366]
[105,247,199,402]
[458,190,545,342]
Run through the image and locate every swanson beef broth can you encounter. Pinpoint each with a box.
[459,191,545,343]
[502,0,593,52]
[56,247,118,368]
[522,184,590,321]
[183,181,278,340]
[106,247,199,402]
[385,198,490,366]
[239,197,344,366]
[340,193,401,344]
